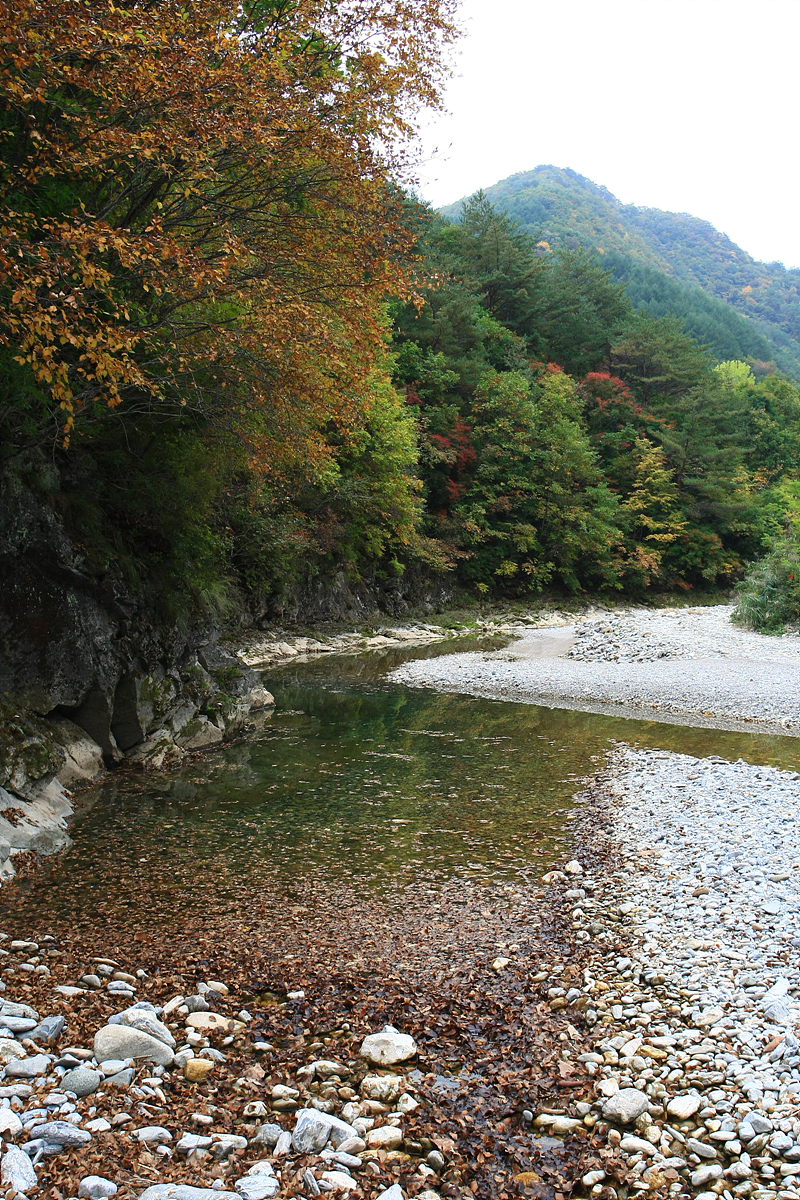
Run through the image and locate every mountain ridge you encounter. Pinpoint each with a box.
[441,165,800,379]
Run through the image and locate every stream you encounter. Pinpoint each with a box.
[5,637,799,933]
[3,638,800,1200]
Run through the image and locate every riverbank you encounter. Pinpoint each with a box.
[5,603,800,1200]
[0,868,601,1200]
[527,745,800,1200]
[388,606,800,736]
[5,743,800,1200]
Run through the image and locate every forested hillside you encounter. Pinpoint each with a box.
[3,3,800,640]
[391,195,800,596]
[442,166,800,380]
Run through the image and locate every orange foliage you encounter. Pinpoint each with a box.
[0,0,457,460]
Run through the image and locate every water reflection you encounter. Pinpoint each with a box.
[5,638,799,928]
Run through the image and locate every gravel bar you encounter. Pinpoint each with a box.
[389,605,800,736]
[537,746,800,1200]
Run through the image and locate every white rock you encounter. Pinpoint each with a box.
[360,1025,417,1066]
[366,1126,403,1150]
[0,1107,23,1136]
[79,1177,119,1199]
[360,1074,404,1102]
[691,1164,723,1188]
[234,1177,280,1200]
[176,1134,213,1155]
[0,1039,27,1062]
[95,1025,174,1066]
[320,1171,358,1193]
[601,1087,650,1124]
[136,1126,173,1144]
[695,1007,724,1028]
[85,1118,112,1133]
[619,1135,657,1156]
[666,1093,703,1120]
[292,1109,359,1153]
[1,1144,38,1193]
[140,1189,239,1200]
[533,1115,583,1133]
[375,1186,404,1200]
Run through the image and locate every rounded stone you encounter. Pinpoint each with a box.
[79,1176,118,1200]
[666,1093,703,1120]
[360,1025,417,1066]
[94,1024,174,1066]
[61,1066,102,1097]
[601,1087,651,1124]
[184,1058,214,1082]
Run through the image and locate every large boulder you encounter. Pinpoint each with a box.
[292,1109,359,1154]
[94,1025,174,1066]
[110,1005,175,1048]
[601,1087,651,1124]
[360,1024,417,1066]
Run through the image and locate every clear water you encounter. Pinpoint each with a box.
[7,638,800,930]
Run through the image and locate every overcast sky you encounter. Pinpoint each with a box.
[416,0,800,268]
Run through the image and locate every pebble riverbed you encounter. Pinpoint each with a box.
[0,952,443,1200]
[389,606,800,734]
[5,605,800,1200]
[533,745,800,1200]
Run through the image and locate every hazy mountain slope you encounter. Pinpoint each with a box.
[441,165,800,379]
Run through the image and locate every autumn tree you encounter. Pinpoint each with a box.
[454,367,622,593]
[0,0,457,468]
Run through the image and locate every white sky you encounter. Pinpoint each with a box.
[416,0,800,268]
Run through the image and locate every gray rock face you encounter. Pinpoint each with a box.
[29,1120,93,1147]
[360,1025,417,1066]
[61,1066,102,1097]
[29,1014,66,1044]
[0,781,73,857]
[50,718,105,787]
[94,1024,174,1066]
[601,1087,651,1124]
[5,1053,52,1077]
[1,1143,38,1192]
[0,469,272,781]
[139,1188,240,1200]
[292,1109,359,1154]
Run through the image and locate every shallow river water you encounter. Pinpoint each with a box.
[5,639,799,933]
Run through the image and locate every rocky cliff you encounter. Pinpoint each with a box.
[0,463,273,880]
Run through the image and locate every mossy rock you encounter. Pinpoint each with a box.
[0,697,64,793]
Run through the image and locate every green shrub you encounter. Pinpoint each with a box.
[733,537,800,633]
